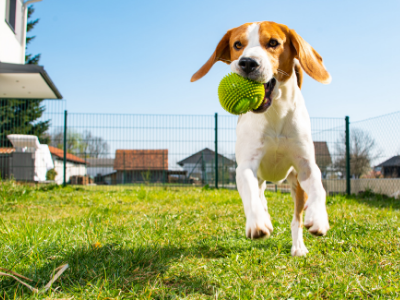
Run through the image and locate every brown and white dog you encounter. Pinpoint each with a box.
[191,21,330,256]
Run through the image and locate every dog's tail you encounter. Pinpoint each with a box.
[294,59,303,89]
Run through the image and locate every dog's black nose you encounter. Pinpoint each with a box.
[238,57,259,74]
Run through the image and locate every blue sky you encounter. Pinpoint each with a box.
[30,0,400,121]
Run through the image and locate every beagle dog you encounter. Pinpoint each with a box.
[191,21,330,256]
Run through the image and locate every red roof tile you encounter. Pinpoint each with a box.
[114,149,168,170]
[0,148,15,154]
[48,146,87,164]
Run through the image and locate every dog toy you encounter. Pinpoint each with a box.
[218,73,265,115]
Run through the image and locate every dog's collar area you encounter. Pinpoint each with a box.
[252,78,276,114]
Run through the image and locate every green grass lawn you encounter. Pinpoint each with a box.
[0,182,399,299]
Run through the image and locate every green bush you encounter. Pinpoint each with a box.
[46,168,57,181]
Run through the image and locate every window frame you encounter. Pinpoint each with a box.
[5,0,17,34]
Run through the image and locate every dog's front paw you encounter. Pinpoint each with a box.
[245,210,273,239]
[304,202,329,236]
[291,241,309,257]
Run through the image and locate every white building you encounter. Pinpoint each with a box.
[48,146,87,185]
[0,0,62,99]
[6,134,54,182]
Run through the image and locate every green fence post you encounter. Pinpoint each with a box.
[163,151,165,186]
[345,116,350,195]
[222,156,225,188]
[201,151,205,184]
[215,113,218,189]
[63,110,67,187]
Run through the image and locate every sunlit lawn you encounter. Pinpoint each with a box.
[0,182,399,299]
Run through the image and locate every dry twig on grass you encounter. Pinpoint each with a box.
[0,264,69,294]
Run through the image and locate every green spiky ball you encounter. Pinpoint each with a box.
[218,73,265,115]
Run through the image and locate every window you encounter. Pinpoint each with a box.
[5,0,17,33]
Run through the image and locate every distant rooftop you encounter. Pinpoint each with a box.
[177,148,235,166]
[314,141,332,167]
[376,156,400,168]
[114,149,168,171]
[49,146,87,165]
[0,148,15,154]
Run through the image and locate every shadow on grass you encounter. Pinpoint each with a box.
[1,237,288,297]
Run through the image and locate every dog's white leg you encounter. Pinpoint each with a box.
[235,114,273,239]
[287,171,309,256]
[236,160,273,239]
[258,178,269,213]
[295,158,329,236]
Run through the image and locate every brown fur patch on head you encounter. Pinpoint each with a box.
[191,21,331,86]
[289,29,331,84]
[294,61,303,89]
[190,29,233,82]
[191,23,253,82]
[227,24,251,62]
[258,22,297,83]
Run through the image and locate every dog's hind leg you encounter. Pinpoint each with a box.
[294,157,330,237]
[287,171,309,257]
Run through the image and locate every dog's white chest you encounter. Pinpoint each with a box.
[257,133,294,183]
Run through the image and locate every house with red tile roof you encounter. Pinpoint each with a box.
[0,144,88,184]
[113,149,168,184]
[48,146,87,164]
[48,146,87,184]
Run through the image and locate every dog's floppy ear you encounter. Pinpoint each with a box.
[289,29,331,84]
[191,30,233,82]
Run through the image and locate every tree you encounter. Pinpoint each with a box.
[0,5,47,148]
[25,6,41,65]
[335,128,379,178]
[81,131,109,158]
[50,130,84,155]
[0,99,49,147]
[50,130,109,158]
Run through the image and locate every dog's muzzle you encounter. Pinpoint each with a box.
[252,78,276,114]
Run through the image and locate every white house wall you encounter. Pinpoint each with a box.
[0,0,26,64]
[53,159,87,185]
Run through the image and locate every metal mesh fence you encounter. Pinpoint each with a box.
[62,114,346,193]
[310,118,347,195]
[1,98,399,197]
[65,113,218,187]
[0,99,65,182]
[348,112,400,197]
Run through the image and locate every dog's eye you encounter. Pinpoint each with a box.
[234,41,243,50]
[268,39,279,48]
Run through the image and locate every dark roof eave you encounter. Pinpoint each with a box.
[51,154,87,165]
[376,156,400,168]
[177,148,235,165]
[102,171,117,177]
[0,62,63,99]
